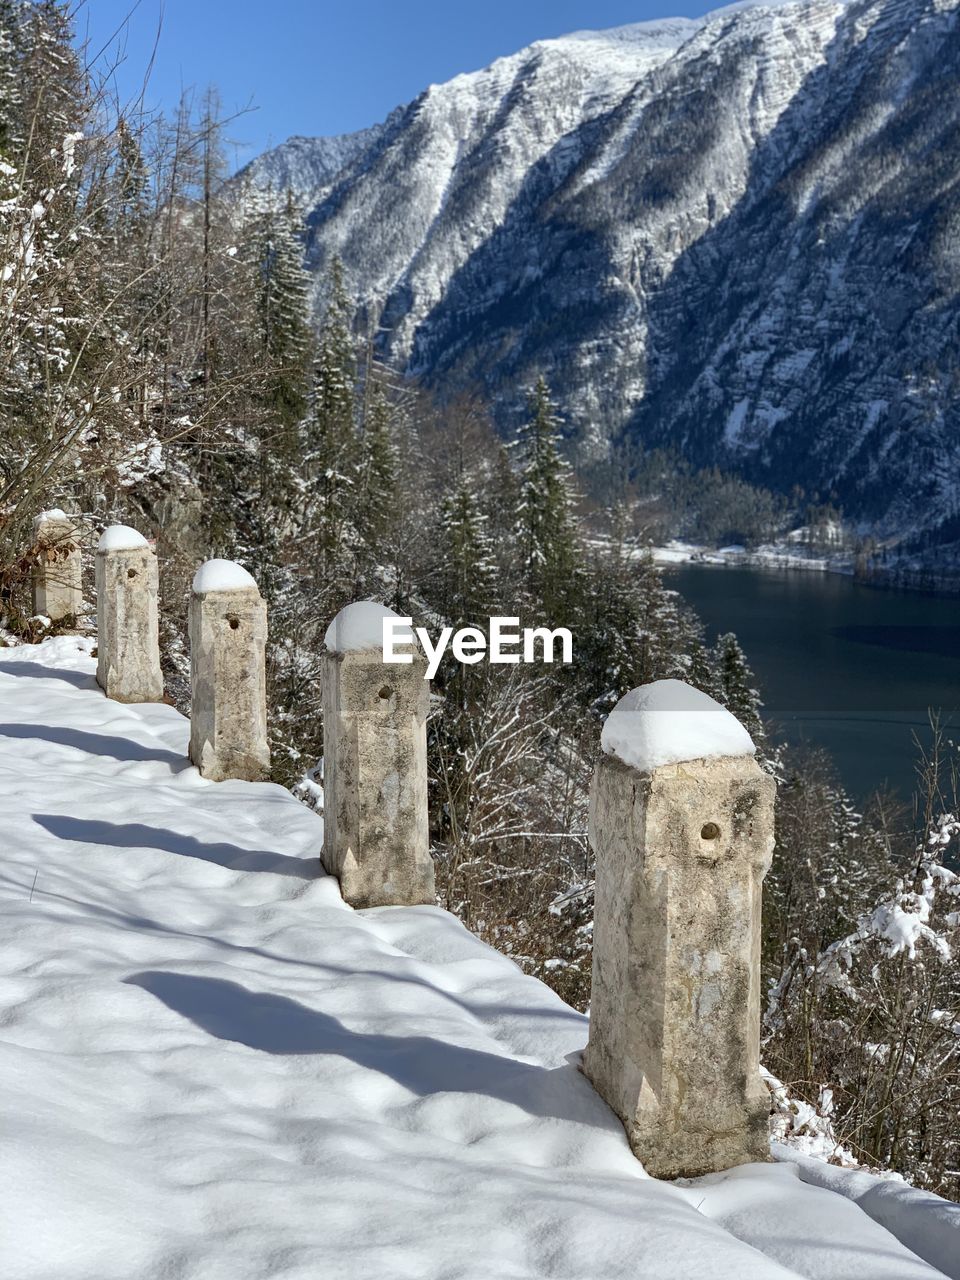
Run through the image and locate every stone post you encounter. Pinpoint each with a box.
[583,679,775,1180]
[321,601,434,908]
[95,526,164,703]
[188,559,269,782]
[32,509,83,621]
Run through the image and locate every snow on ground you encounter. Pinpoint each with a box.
[773,1148,960,1280]
[0,636,955,1280]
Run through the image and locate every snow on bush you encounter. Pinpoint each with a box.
[815,815,959,992]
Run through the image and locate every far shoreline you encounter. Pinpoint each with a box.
[647,542,960,598]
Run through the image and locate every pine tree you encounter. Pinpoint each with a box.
[355,355,400,555]
[578,549,647,714]
[428,473,501,848]
[578,544,713,715]
[487,435,521,546]
[0,0,24,158]
[114,116,150,228]
[687,633,725,703]
[0,0,86,495]
[250,192,312,453]
[438,475,497,633]
[514,375,581,623]
[19,3,84,204]
[714,631,766,748]
[302,256,359,581]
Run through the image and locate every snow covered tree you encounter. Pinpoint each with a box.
[114,117,150,225]
[218,188,314,573]
[0,1,25,158]
[576,549,650,714]
[428,474,500,795]
[687,634,726,704]
[302,257,359,583]
[714,631,766,750]
[437,475,497,633]
[355,354,400,556]
[514,376,582,623]
[764,748,878,973]
[20,1,80,185]
[249,192,312,454]
[0,0,90,544]
[576,537,716,721]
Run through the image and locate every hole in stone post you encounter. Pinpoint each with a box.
[127,568,137,579]
[378,686,393,700]
[700,822,721,841]
[228,615,240,631]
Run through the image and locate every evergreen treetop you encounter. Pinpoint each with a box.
[513,374,581,622]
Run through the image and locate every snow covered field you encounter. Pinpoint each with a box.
[1,636,957,1280]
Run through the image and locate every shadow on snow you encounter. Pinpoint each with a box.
[124,970,601,1125]
[0,660,97,689]
[32,814,317,881]
[0,722,187,768]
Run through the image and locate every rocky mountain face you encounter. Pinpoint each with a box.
[243,0,960,545]
[237,122,388,208]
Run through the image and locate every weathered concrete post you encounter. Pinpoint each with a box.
[95,525,163,703]
[188,559,270,782]
[321,601,434,908]
[32,509,83,621]
[583,678,775,1180]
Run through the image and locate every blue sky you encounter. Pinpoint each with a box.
[75,0,721,168]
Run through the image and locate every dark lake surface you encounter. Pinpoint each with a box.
[665,565,960,800]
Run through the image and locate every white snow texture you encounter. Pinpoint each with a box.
[191,559,259,594]
[0,637,955,1280]
[324,599,413,652]
[601,678,756,771]
[97,525,149,552]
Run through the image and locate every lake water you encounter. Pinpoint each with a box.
[665,565,960,800]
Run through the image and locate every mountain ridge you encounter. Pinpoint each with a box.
[241,0,960,549]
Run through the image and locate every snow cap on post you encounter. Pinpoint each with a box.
[601,679,755,771]
[97,525,149,553]
[32,509,83,622]
[584,677,775,1179]
[188,559,269,782]
[95,524,163,704]
[323,599,416,653]
[321,600,433,908]
[192,559,259,594]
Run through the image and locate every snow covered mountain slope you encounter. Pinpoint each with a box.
[236,122,388,209]
[244,0,960,545]
[2,635,959,1279]
[297,17,704,348]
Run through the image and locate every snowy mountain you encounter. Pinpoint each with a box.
[3,635,960,1278]
[245,0,960,545]
[236,121,388,208]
